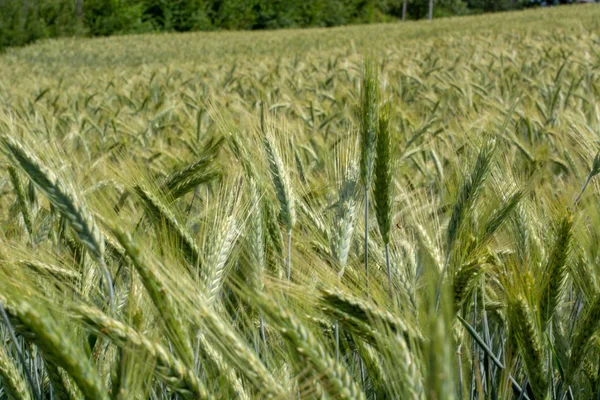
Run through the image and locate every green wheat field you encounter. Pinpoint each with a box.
[1,4,600,399]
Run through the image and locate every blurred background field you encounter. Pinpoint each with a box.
[0,3,600,399]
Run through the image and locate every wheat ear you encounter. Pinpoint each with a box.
[7,165,33,237]
[72,303,209,399]
[261,129,295,280]
[2,136,114,309]
[134,185,200,267]
[110,228,195,367]
[360,59,379,296]
[263,299,366,400]
[1,299,108,400]
[539,213,572,328]
[509,297,547,397]
[374,104,393,298]
[330,163,358,277]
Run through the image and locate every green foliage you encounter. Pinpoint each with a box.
[0,0,532,51]
[0,0,79,49]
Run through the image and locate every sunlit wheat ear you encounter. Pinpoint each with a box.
[330,162,358,277]
[0,343,32,400]
[110,227,195,367]
[71,303,209,399]
[261,297,366,400]
[509,297,547,397]
[538,213,572,328]
[248,179,266,289]
[133,184,200,267]
[261,127,295,280]
[204,211,239,307]
[374,104,393,297]
[7,165,33,237]
[1,136,114,309]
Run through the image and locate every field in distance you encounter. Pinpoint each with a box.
[0,4,600,399]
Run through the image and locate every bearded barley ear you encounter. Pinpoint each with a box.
[2,136,114,309]
[481,189,523,244]
[320,287,421,344]
[294,147,307,185]
[509,297,547,397]
[247,181,268,348]
[197,308,285,399]
[374,104,392,246]
[261,131,295,233]
[248,180,266,290]
[196,333,249,400]
[539,213,572,329]
[44,362,81,400]
[27,180,37,209]
[7,165,33,237]
[360,59,379,189]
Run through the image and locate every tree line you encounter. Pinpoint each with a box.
[0,0,566,51]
